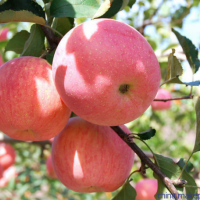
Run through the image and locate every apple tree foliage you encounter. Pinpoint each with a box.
[0,0,200,199]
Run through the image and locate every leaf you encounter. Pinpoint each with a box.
[46,50,56,65]
[96,0,123,18]
[92,0,112,19]
[5,30,30,54]
[50,0,101,18]
[166,49,183,80]
[112,182,136,200]
[177,158,194,173]
[0,0,45,25]
[52,17,74,36]
[193,97,200,153]
[137,127,156,140]
[128,0,136,8]
[183,81,200,86]
[21,24,45,57]
[172,28,200,73]
[153,154,197,200]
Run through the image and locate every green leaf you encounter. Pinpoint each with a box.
[21,24,45,57]
[112,182,136,200]
[177,158,194,173]
[92,0,112,19]
[193,97,200,153]
[52,17,74,36]
[172,28,200,73]
[50,0,101,18]
[137,127,156,140]
[0,0,45,25]
[96,0,123,18]
[5,30,30,54]
[46,49,56,65]
[128,0,136,8]
[153,154,197,200]
[166,49,183,80]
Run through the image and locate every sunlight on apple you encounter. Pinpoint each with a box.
[73,150,84,179]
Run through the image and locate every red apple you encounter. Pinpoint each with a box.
[135,178,158,200]
[0,56,71,141]
[151,88,172,110]
[51,116,135,193]
[46,155,57,179]
[0,55,3,66]
[0,166,17,187]
[0,28,8,41]
[0,143,15,170]
[52,19,161,126]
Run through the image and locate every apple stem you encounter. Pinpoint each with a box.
[110,126,183,200]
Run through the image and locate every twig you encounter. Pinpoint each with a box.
[154,95,193,102]
[40,23,62,55]
[110,126,183,200]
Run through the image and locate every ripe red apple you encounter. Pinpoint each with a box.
[51,116,135,193]
[0,28,8,41]
[0,55,3,66]
[0,143,15,170]
[0,166,17,187]
[46,155,57,179]
[151,88,172,111]
[135,178,158,200]
[52,19,161,126]
[0,56,71,141]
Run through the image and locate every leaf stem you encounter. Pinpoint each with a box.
[43,24,63,37]
[177,153,193,180]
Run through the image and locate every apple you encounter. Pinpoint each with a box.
[0,28,8,41]
[135,178,158,200]
[51,116,135,193]
[151,88,172,111]
[0,56,71,141]
[0,55,3,66]
[46,155,57,179]
[52,18,161,126]
[0,166,17,187]
[0,143,15,170]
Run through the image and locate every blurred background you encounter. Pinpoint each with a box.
[0,0,200,199]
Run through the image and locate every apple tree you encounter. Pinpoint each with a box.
[0,0,200,200]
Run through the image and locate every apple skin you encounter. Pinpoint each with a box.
[52,18,161,126]
[0,55,3,66]
[46,156,57,179]
[0,28,8,41]
[151,88,172,111]
[0,166,17,187]
[135,178,158,200]
[0,56,71,141]
[51,116,135,193]
[0,143,15,170]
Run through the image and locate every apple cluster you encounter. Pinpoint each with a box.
[0,19,161,192]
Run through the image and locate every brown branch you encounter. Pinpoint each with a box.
[110,126,183,200]
[154,95,193,102]
[40,24,61,54]
[137,0,165,35]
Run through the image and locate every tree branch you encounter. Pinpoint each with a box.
[40,24,61,54]
[154,95,193,102]
[110,126,183,200]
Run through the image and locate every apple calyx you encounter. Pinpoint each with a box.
[119,84,130,94]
